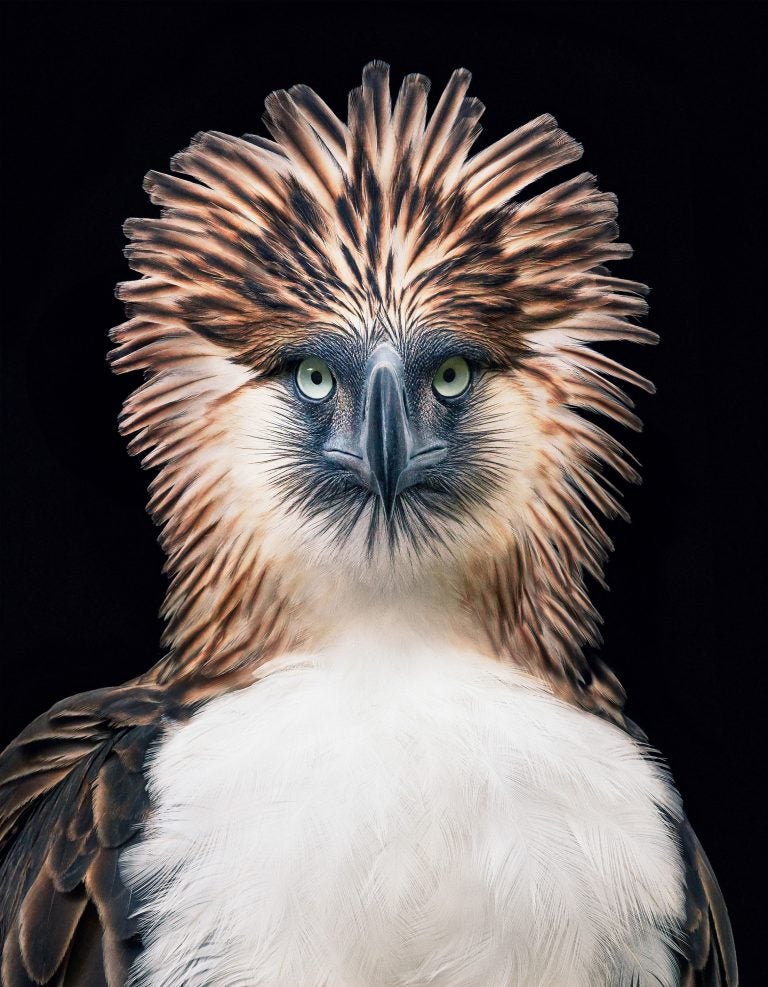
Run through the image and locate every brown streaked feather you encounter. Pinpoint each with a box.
[288,83,349,162]
[361,61,392,149]
[677,819,739,986]
[391,71,431,156]
[0,685,177,986]
[263,90,343,207]
[58,902,109,987]
[461,112,562,183]
[419,68,473,180]
[18,873,87,981]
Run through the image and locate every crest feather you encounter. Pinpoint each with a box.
[111,63,654,712]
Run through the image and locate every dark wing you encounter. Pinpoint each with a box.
[0,683,175,986]
[678,817,739,986]
[620,715,738,986]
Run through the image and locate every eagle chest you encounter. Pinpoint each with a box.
[122,656,685,987]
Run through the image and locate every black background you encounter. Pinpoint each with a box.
[1,2,764,977]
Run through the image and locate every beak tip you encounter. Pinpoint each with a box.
[376,482,398,521]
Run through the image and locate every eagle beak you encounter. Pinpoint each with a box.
[324,345,447,519]
[362,349,412,519]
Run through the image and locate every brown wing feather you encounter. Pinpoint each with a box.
[619,717,738,985]
[678,818,739,986]
[0,684,175,986]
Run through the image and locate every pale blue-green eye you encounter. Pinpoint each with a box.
[432,356,471,399]
[295,357,335,401]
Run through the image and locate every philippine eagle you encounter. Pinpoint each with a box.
[0,62,737,987]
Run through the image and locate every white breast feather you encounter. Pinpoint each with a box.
[122,641,685,987]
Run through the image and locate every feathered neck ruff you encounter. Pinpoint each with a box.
[110,62,654,722]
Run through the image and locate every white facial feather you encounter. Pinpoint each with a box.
[195,368,543,575]
[123,627,685,987]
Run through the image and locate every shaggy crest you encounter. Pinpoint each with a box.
[110,61,655,717]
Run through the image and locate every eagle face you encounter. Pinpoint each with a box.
[260,327,515,554]
[205,316,543,595]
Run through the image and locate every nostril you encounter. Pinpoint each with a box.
[411,444,447,462]
[323,447,372,493]
[324,446,364,462]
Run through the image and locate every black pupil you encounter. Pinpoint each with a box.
[310,369,323,386]
[443,367,457,383]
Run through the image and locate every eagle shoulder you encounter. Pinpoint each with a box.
[0,682,176,986]
[677,816,738,986]
[619,715,738,986]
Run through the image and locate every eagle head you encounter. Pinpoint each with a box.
[111,62,653,709]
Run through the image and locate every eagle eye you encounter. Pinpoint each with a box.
[295,357,336,402]
[432,356,471,400]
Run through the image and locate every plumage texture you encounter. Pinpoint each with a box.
[0,686,171,985]
[0,62,737,986]
[109,60,651,715]
[124,639,686,987]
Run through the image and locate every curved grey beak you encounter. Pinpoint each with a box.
[363,353,411,518]
[324,345,447,519]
